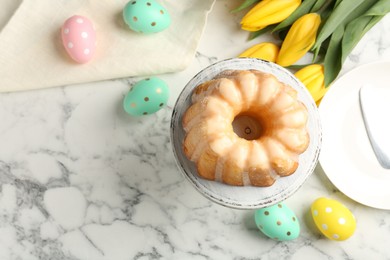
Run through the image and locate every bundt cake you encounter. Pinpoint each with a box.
[182,69,310,187]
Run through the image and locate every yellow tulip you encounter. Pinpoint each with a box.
[241,0,302,32]
[277,13,321,67]
[239,42,280,62]
[295,64,328,104]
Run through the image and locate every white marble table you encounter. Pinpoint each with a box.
[1,1,390,259]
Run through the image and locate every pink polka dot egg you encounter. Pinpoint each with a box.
[61,15,96,64]
[311,197,356,241]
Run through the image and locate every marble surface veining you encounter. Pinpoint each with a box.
[0,1,390,259]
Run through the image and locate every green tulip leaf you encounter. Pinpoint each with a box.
[231,0,260,13]
[341,16,383,64]
[272,0,317,32]
[313,0,365,50]
[334,0,343,8]
[323,25,344,87]
[365,0,390,16]
[310,0,330,12]
[316,0,382,86]
[340,0,390,63]
[249,25,276,40]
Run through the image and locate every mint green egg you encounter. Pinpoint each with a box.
[123,0,171,34]
[123,77,169,116]
[254,203,300,241]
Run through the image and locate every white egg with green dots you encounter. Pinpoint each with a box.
[254,203,300,241]
[123,77,169,116]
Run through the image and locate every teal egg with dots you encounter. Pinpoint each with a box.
[123,0,171,34]
[123,77,169,116]
[254,203,300,241]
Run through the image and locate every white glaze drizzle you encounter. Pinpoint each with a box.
[190,139,208,162]
[242,171,251,186]
[183,113,202,132]
[269,169,280,180]
[214,156,224,182]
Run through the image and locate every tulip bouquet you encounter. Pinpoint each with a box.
[234,0,390,104]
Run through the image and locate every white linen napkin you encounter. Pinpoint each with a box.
[0,0,215,92]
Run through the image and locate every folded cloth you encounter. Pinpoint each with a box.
[0,0,215,92]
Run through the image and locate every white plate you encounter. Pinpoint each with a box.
[171,58,321,209]
[319,61,390,210]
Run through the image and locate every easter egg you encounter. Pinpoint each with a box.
[123,77,169,116]
[254,203,300,241]
[311,197,356,241]
[61,15,96,63]
[123,0,171,34]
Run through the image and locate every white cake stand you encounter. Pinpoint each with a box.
[170,58,322,209]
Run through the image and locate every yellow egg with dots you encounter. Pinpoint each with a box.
[311,197,356,241]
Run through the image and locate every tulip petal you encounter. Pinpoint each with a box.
[273,0,317,32]
[239,42,280,62]
[295,64,326,103]
[241,0,301,29]
[276,13,321,67]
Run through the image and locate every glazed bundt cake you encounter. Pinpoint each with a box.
[182,69,309,187]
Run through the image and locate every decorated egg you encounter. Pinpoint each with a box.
[123,0,171,33]
[123,77,169,116]
[311,197,356,241]
[61,15,96,63]
[254,203,300,241]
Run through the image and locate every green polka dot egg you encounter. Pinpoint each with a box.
[123,77,169,116]
[311,197,356,241]
[254,203,300,241]
[123,0,171,34]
